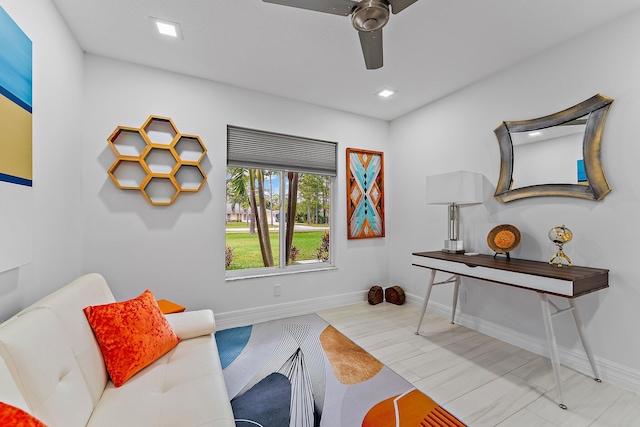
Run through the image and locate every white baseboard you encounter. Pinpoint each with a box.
[405,292,640,395]
[215,290,367,331]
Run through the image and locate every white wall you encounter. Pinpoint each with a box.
[81,55,390,318]
[0,0,84,320]
[388,9,640,390]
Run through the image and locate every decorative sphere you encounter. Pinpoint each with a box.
[548,225,573,245]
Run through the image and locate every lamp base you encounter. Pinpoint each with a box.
[442,240,465,254]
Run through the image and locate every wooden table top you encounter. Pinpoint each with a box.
[412,251,609,297]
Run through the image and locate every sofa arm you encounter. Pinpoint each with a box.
[165,309,216,340]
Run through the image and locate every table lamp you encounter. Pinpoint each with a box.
[425,171,484,253]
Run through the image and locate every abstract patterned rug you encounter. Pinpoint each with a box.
[215,313,465,427]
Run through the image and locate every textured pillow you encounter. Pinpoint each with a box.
[84,289,180,387]
[0,402,47,427]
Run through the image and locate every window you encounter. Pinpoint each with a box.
[225,126,336,278]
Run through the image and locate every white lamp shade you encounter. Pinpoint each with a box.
[426,171,484,205]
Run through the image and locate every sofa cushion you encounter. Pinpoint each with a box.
[0,402,47,427]
[86,335,235,427]
[22,273,115,405]
[84,289,180,387]
[0,308,94,427]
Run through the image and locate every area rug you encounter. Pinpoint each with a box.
[215,313,465,427]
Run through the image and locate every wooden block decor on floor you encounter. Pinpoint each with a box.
[368,286,383,305]
[385,286,405,305]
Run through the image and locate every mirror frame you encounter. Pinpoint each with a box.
[494,94,613,203]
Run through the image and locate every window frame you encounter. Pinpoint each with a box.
[225,169,336,281]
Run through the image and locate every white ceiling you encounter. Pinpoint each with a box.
[51,0,640,121]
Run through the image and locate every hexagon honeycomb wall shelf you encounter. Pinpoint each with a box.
[107,116,207,206]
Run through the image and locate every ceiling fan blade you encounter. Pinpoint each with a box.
[388,0,418,14]
[262,0,358,16]
[358,30,383,70]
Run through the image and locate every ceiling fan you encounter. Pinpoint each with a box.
[262,0,418,69]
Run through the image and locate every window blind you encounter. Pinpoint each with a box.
[227,125,338,176]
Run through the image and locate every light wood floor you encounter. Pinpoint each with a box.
[316,302,640,427]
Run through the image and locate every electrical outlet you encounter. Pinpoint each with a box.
[274,284,281,297]
[460,290,467,304]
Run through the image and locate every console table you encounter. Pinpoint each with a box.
[412,251,608,410]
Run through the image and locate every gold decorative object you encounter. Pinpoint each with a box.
[487,224,521,260]
[549,225,573,267]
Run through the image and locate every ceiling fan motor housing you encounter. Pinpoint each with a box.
[351,0,390,32]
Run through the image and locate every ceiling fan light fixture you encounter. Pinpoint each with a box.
[351,0,390,32]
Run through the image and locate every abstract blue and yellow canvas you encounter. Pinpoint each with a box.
[0,6,32,187]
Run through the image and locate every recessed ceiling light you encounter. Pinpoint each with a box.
[150,17,182,39]
[376,88,396,98]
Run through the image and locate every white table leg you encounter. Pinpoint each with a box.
[451,274,460,324]
[416,269,437,335]
[569,299,601,382]
[539,293,567,410]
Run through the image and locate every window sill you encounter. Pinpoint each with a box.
[225,264,336,281]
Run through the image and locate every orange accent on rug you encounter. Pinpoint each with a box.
[320,325,384,385]
[363,389,465,427]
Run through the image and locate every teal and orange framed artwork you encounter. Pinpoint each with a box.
[346,148,385,239]
[0,5,33,187]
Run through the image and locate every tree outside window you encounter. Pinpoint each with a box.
[226,167,332,274]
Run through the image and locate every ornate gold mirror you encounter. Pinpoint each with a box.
[494,94,613,202]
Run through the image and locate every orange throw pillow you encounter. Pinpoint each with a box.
[0,402,47,427]
[84,289,180,387]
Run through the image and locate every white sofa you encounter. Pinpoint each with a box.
[0,273,235,427]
